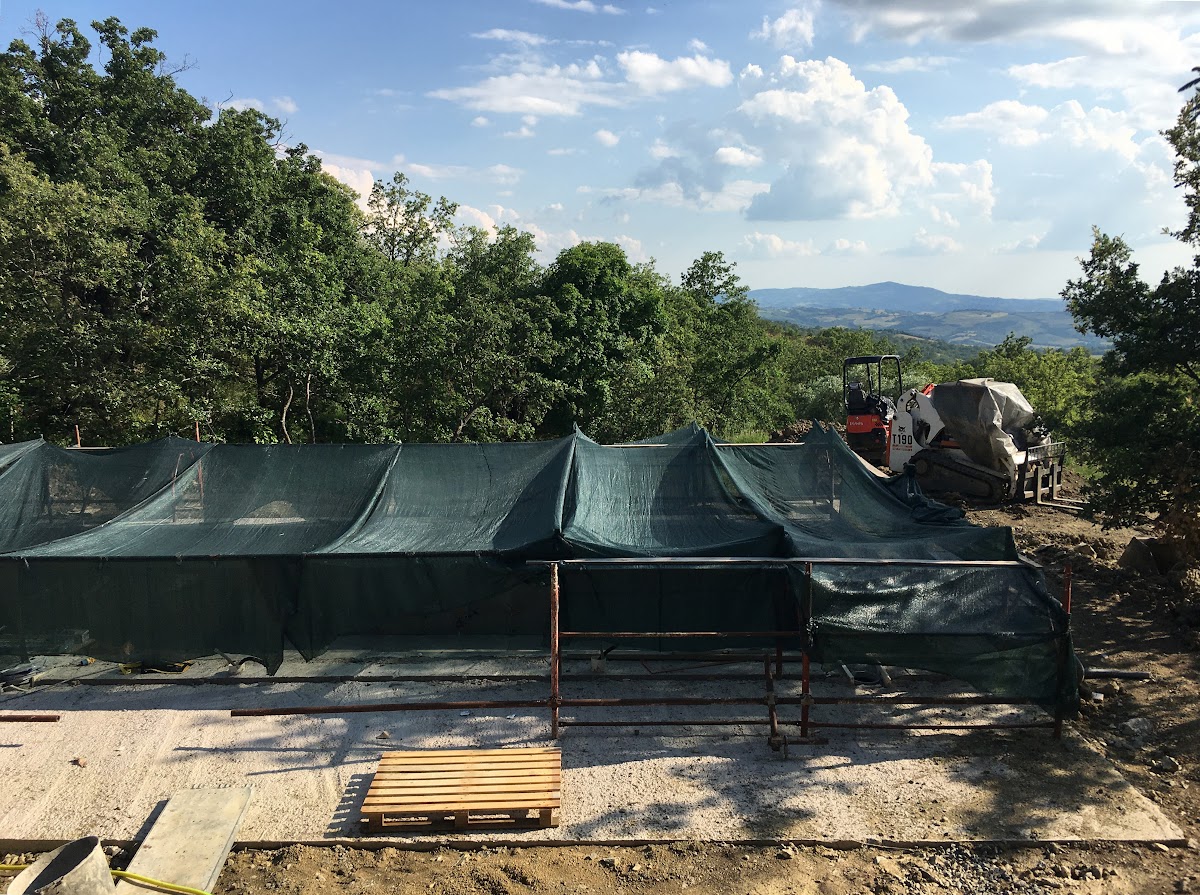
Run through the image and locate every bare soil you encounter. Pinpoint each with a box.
[199,501,1197,893]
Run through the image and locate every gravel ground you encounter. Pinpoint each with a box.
[0,652,1182,846]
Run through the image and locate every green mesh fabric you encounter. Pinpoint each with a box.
[0,437,210,552]
[0,427,1076,710]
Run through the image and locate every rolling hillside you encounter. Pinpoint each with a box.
[749,282,1105,350]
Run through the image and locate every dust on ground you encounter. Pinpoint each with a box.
[194,495,1200,895]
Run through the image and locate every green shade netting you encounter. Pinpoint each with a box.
[0,427,1076,709]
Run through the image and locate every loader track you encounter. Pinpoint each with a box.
[910,449,1010,502]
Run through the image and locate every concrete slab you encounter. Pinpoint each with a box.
[0,653,1184,848]
[112,787,252,894]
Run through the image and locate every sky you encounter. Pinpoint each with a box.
[2,1,1198,299]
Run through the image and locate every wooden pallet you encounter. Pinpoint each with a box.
[361,747,561,832]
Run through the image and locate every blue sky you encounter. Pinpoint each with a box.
[2,1,1197,298]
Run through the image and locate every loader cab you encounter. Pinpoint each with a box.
[843,355,902,466]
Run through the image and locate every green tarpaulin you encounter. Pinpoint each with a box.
[0,426,1075,710]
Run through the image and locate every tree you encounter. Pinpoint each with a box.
[1060,87,1200,557]
[364,172,457,266]
[538,242,667,440]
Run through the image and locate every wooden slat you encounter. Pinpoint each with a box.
[363,797,559,812]
[380,748,559,759]
[375,766,559,778]
[368,777,560,791]
[377,756,561,768]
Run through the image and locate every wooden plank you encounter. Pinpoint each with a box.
[372,769,561,782]
[381,748,560,758]
[369,777,560,789]
[380,748,561,756]
[113,787,253,895]
[367,780,560,793]
[364,794,562,809]
[379,755,561,766]
[363,798,559,812]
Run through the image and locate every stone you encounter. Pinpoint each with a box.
[1119,537,1161,574]
[874,856,906,881]
[1119,717,1155,740]
[1154,756,1182,773]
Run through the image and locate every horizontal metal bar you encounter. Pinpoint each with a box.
[789,696,1037,707]
[533,557,1027,568]
[560,697,766,707]
[561,631,798,639]
[0,714,60,722]
[788,721,1054,731]
[558,719,769,727]
[231,699,547,718]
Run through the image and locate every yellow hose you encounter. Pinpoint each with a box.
[0,863,212,895]
[111,869,213,895]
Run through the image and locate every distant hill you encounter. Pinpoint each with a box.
[749,282,1105,351]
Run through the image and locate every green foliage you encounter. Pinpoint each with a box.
[1058,89,1200,549]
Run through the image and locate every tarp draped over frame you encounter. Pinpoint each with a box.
[0,426,1074,709]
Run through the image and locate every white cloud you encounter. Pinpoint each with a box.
[941,99,1140,160]
[505,125,537,138]
[272,96,299,115]
[225,97,265,112]
[472,116,490,127]
[649,139,680,159]
[741,63,764,80]
[595,128,621,147]
[456,204,499,236]
[316,157,375,210]
[862,55,955,74]
[617,51,734,94]
[929,205,960,228]
[688,38,708,52]
[583,179,769,213]
[826,238,868,255]
[548,147,580,156]
[940,100,1050,147]
[714,146,762,167]
[752,8,816,50]
[996,233,1044,253]
[472,28,549,45]
[429,59,617,117]
[930,160,995,218]
[488,164,523,184]
[532,0,625,13]
[743,231,819,258]
[831,1,1200,129]
[614,234,647,261]
[739,56,940,220]
[895,228,963,256]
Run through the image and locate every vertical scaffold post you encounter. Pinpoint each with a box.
[550,562,561,739]
[1054,561,1073,739]
[74,425,81,448]
[801,561,813,739]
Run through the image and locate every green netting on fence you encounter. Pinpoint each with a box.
[0,426,1076,710]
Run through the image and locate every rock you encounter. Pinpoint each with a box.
[1100,680,1122,696]
[375,731,390,739]
[599,857,617,869]
[1187,838,1199,851]
[1176,879,1191,893]
[72,757,87,768]
[1153,843,1171,853]
[1153,756,1182,773]
[1119,717,1154,740]
[1073,543,1097,559]
[1053,863,1070,878]
[775,849,793,860]
[874,856,906,881]
[1120,537,1161,574]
